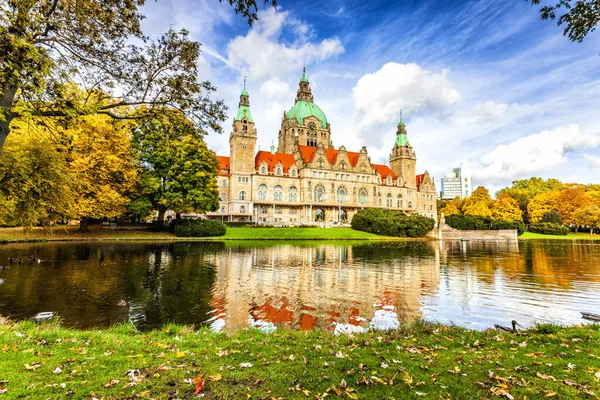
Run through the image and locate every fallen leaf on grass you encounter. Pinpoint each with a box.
[537,372,556,381]
[545,392,557,397]
[157,364,172,371]
[52,367,62,374]
[104,380,120,388]
[176,352,186,358]
[208,374,221,382]
[563,379,579,387]
[193,374,205,395]
[0,387,6,394]
[24,362,42,370]
[240,363,253,368]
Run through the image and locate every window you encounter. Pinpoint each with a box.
[258,205,267,214]
[408,201,413,209]
[222,180,227,187]
[240,205,246,213]
[358,189,368,204]
[318,158,324,169]
[221,193,227,201]
[314,184,325,202]
[258,184,267,201]
[242,120,248,133]
[290,208,297,215]
[238,177,249,183]
[239,191,247,200]
[378,198,382,206]
[289,186,297,202]
[260,166,267,175]
[315,208,325,222]
[290,168,297,177]
[220,206,225,213]
[274,185,283,201]
[337,187,347,203]
[340,161,346,171]
[275,166,282,176]
[339,209,348,223]
[430,205,433,211]
[386,193,393,207]
[275,206,282,214]
[397,194,403,208]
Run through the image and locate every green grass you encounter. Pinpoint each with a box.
[520,232,600,240]
[1,320,600,399]
[221,227,393,240]
[0,225,394,243]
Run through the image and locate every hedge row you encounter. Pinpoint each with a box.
[445,214,525,235]
[174,219,227,237]
[351,209,435,237]
[528,222,569,235]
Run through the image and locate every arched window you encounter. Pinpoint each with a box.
[260,166,267,175]
[289,186,297,202]
[240,205,246,213]
[239,191,247,200]
[242,120,248,133]
[222,180,227,187]
[220,206,225,213]
[386,193,393,207]
[314,184,325,202]
[397,194,403,208]
[337,187,346,203]
[275,206,282,214]
[339,209,348,223]
[430,204,433,211]
[275,166,282,176]
[315,208,325,222]
[358,189,368,205]
[340,161,346,171]
[274,185,283,201]
[408,201,413,208]
[258,184,267,201]
[290,168,297,177]
[258,205,267,214]
[221,193,227,201]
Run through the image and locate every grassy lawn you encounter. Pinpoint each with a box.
[222,227,391,240]
[0,320,599,399]
[0,225,392,243]
[520,232,600,240]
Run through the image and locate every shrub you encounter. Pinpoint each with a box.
[528,222,569,235]
[351,209,435,237]
[174,219,226,237]
[541,210,563,224]
[446,214,525,235]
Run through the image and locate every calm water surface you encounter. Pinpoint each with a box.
[0,240,599,332]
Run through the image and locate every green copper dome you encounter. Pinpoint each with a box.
[395,133,410,147]
[287,101,327,128]
[235,105,253,123]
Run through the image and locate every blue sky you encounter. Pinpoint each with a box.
[140,0,600,194]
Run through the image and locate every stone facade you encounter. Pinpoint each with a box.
[207,71,437,224]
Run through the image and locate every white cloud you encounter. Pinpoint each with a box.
[583,153,600,168]
[469,125,600,183]
[352,62,461,127]
[226,8,344,80]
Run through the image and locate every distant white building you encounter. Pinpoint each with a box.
[440,167,472,199]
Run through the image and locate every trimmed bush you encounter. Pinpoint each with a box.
[445,214,525,235]
[174,219,226,237]
[351,209,435,237]
[528,222,569,235]
[541,210,563,225]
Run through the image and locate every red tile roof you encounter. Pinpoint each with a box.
[416,173,425,188]
[255,151,297,173]
[217,156,230,176]
[373,164,397,180]
[297,145,361,167]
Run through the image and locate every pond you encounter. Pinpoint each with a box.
[0,240,599,332]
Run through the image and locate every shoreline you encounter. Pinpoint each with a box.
[0,319,598,398]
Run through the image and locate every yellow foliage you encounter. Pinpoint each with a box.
[492,195,523,221]
[440,203,460,217]
[527,191,560,223]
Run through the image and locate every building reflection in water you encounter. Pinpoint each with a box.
[207,242,441,333]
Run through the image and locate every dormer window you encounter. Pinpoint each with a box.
[290,168,297,177]
[275,166,282,176]
[260,166,267,175]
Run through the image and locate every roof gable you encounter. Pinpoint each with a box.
[254,151,296,173]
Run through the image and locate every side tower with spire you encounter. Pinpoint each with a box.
[229,78,256,214]
[389,114,417,188]
[278,67,332,153]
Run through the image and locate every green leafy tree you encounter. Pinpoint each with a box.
[528,0,599,42]
[131,112,219,224]
[0,0,277,156]
[541,210,563,224]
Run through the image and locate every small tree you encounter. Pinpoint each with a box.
[573,204,600,234]
[541,210,563,224]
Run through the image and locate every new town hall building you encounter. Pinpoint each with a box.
[207,69,437,224]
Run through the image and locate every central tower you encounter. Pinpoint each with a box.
[278,68,332,153]
[389,117,417,188]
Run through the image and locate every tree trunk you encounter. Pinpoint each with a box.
[157,206,167,226]
[79,217,89,233]
[0,83,18,157]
